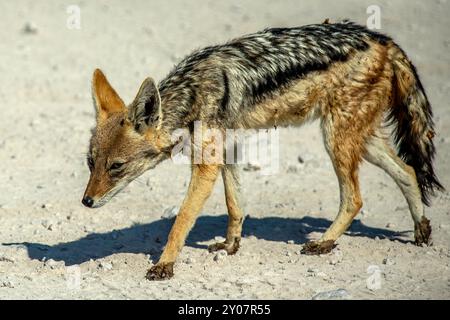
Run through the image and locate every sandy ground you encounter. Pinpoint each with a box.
[0,0,449,299]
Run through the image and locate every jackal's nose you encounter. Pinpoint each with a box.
[82,196,94,208]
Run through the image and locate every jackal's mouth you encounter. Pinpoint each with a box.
[90,181,129,208]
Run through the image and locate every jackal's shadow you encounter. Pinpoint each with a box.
[4,215,409,265]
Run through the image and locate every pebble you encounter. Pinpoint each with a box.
[99,261,113,271]
[306,268,317,277]
[382,258,395,266]
[312,289,351,300]
[214,236,226,242]
[161,206,179,219]
[243,162,261,171]
[360,209,369,216]
[185,257,195,265]
[41,220,54,231]
[45,259,64,269]
[297,156,304,164]
[328,258,338,265]
[213,250,228,262]
[0,254,15,263]
[22,22,38,34]
[0,277,14,288]
[307,232,322,241]
[287,240,294,244]
[328,251,343,265]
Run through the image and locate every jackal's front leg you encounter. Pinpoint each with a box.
[208,165,244,255]
[146,164,220,281]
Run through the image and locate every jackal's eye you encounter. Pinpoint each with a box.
[109,162,124,171]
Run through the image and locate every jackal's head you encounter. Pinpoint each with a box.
[82,69,170,208]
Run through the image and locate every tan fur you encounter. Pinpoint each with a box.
[157,163,221,266]
[92,69,126,121]
[84,27,438,278]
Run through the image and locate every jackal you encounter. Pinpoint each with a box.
[82,21,443,280]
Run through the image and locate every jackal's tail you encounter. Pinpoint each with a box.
[388,45,444,206]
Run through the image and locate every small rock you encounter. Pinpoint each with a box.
[382,257,395,266]
[185,257,195,265]
[328,251,343,265]
[316,272,328,278]
[297,156,304,164]
[99,261,113,271]
[287,240,295,244]
[307,232,322,241]
[214,236,226,242]
[41,220,55,231]
[0,254,15,263]
[286,252,292,257]
[360,209,369,217]
[22,22,38,34]
[328,258,338,265]
[41,203,52,209]
[0,277,14,288]
[243,162,261,171]
[306,268,317,276]
[312,289,351,300]
[213,250,228,262]
[45,259,64,269]
[161,206,179,219]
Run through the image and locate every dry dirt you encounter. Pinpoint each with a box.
[0,0,449,299]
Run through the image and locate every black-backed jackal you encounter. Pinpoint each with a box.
[82,21,443,280]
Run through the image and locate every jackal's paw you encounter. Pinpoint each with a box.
[208,237,240,255]
[145,262,174,281]
[301,240,336,255]
[414,217,432,246]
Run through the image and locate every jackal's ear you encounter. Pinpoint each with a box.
[128,77,162,133]
[92,69,126,121]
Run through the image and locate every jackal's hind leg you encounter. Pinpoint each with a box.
[302,119,363,255]
[363,135,431,246]
[146,164,220,281]
[208,165,244,255]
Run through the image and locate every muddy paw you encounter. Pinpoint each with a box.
[145,262,174,281]
[414,217,432,246]
[301,240,336,255]
[208,237,240,255]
